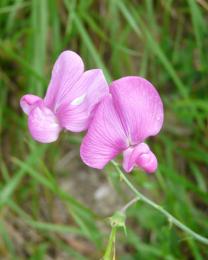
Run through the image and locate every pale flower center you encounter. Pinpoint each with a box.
[71,94,86,106]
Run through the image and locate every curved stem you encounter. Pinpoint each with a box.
[111,160,208,245]
[120,197,140,213]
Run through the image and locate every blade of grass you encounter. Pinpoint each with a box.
[0,0,29,15]
[187,0,206,69]
[30,0,48,95]
[72,13,111,82]
[7,200,83,236]
[118,1,188,98]
[0,220,16,256]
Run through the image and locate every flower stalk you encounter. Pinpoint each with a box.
[103,226,117,260]
[120,197,140,213]
[111,160,208,245]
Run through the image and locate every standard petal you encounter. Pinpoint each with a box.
[110,76,164,145]
[44,50,84,110]
[80,95,127,169]
[123,143,157,173]
[20,94,42,115]
[56,69,109,132]
[28,101,61,143]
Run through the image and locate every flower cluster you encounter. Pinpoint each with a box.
[20,51,163,173]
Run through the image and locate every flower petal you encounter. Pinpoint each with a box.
[44,51,84,111]
[123,143,157,173]
[80,95,127,169]
[28,101,61,143]
[56,69,109,132]
[110,76,164,145]
[20,94,42,115]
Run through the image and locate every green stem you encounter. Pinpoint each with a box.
[120,197,140,213]
[111,160,208,245]
[103,226,117,260]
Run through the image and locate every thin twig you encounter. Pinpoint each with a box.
[120,197,140,213]
[111,160,208,245]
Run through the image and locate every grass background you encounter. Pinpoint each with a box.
[0,0,208,259]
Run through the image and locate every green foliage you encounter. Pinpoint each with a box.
[0,0,208,259]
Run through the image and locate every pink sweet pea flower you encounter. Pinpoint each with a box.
[20,51,109,143]
[80,76,164,173]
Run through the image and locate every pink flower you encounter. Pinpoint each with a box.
[80,76,164,173]
[20,51,109,143]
